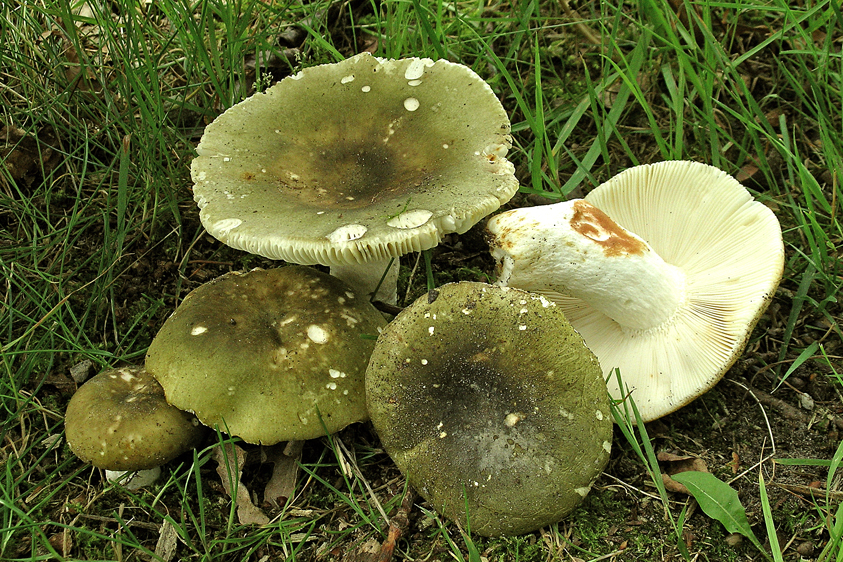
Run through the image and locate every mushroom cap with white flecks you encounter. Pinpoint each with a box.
[145,266,388,444]
[366,282,612,536]
[65,366,206,471]
[191,52,518,266]
[486,161,785,422]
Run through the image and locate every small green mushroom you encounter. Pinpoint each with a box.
[146,266,388,445]
[64,366,206,488]
[366,282,612,536]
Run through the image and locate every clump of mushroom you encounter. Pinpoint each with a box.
[65,366,206,489]
[145,266,387,445]
[486,161,785,422]
[191,52,519,304]
[366,282,612,536]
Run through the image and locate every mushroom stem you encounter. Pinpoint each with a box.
[489,199,686,331]
[330,258,399,305]
[105,467,162,490]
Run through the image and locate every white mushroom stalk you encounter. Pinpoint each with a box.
[494,199,686,331]
[487,161,785,422]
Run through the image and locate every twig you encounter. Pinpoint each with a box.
[377,486,415,562]
[558,0,602,46]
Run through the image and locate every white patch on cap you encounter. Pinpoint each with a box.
[307,324,329,344]
[404,58,429,80]
[595,410,604,421]
[341,74,355,84]
[603,441,612,453]
[574,486,591,497]
[387,209,432,229]
[428,326,435,336]
[328,224,367,243]
[403,97,420,111]
[329,369,347,379]
[408,79,422,86]
[421,359,428,365]
[191,325,208,336]
[461,308,471,315]
[361,85,371,92]
[214,218,242,235]
[279,315,297,326]
[120,372,135,383]
[519,325,527,331]
[326,382,337,390]
[504,412,524,427]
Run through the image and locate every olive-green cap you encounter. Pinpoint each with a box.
[366,282,612,536]
[65,366,206,471]
[191,53,518,266]
[146,266,388,444]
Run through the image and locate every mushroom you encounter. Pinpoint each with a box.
[486,161,785,422]
[64,366,206,489]
[145,266,388,445]
[366,282,612,536]
[190,52,519,304]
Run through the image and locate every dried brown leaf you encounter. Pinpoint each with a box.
[212,443,269,526]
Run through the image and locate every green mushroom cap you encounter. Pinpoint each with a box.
[65,366,206,471]
[146,266,387,444]
[366,282,612,536]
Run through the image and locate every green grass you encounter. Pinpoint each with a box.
[1,0,841,560]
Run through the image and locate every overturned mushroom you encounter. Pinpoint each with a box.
[191,52,518,304]
[487,161,785,422]
[366,282,612,536]
[64,366,206,489]
[145,266,387,445]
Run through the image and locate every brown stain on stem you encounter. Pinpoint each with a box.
[570,200,646,257]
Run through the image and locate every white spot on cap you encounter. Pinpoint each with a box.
[214,218,242,235]
[461,309,471,315]
[421,359,428,365]
[328,224,367,243]
[504,412,523,427]
[408,79,422,86]
[519,325,527,331]
[404,58,429,80]
[329,369,347,379]
[361,85,371,92]
[428,326,435,336]
[191,325,208,336]
[595,410,604,421]
[326,382,337,390]
[387,209,432,229]
[603,441,612,453]
[341,74,355,84]
[442,143,449,149]
[439,431,448,438]
[574,486,591,497]
[404,97,420,111]
[307,324,329,344]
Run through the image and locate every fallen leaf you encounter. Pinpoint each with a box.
[213,443,269,526]
[263,440,303,508]
[658,451,709,475]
